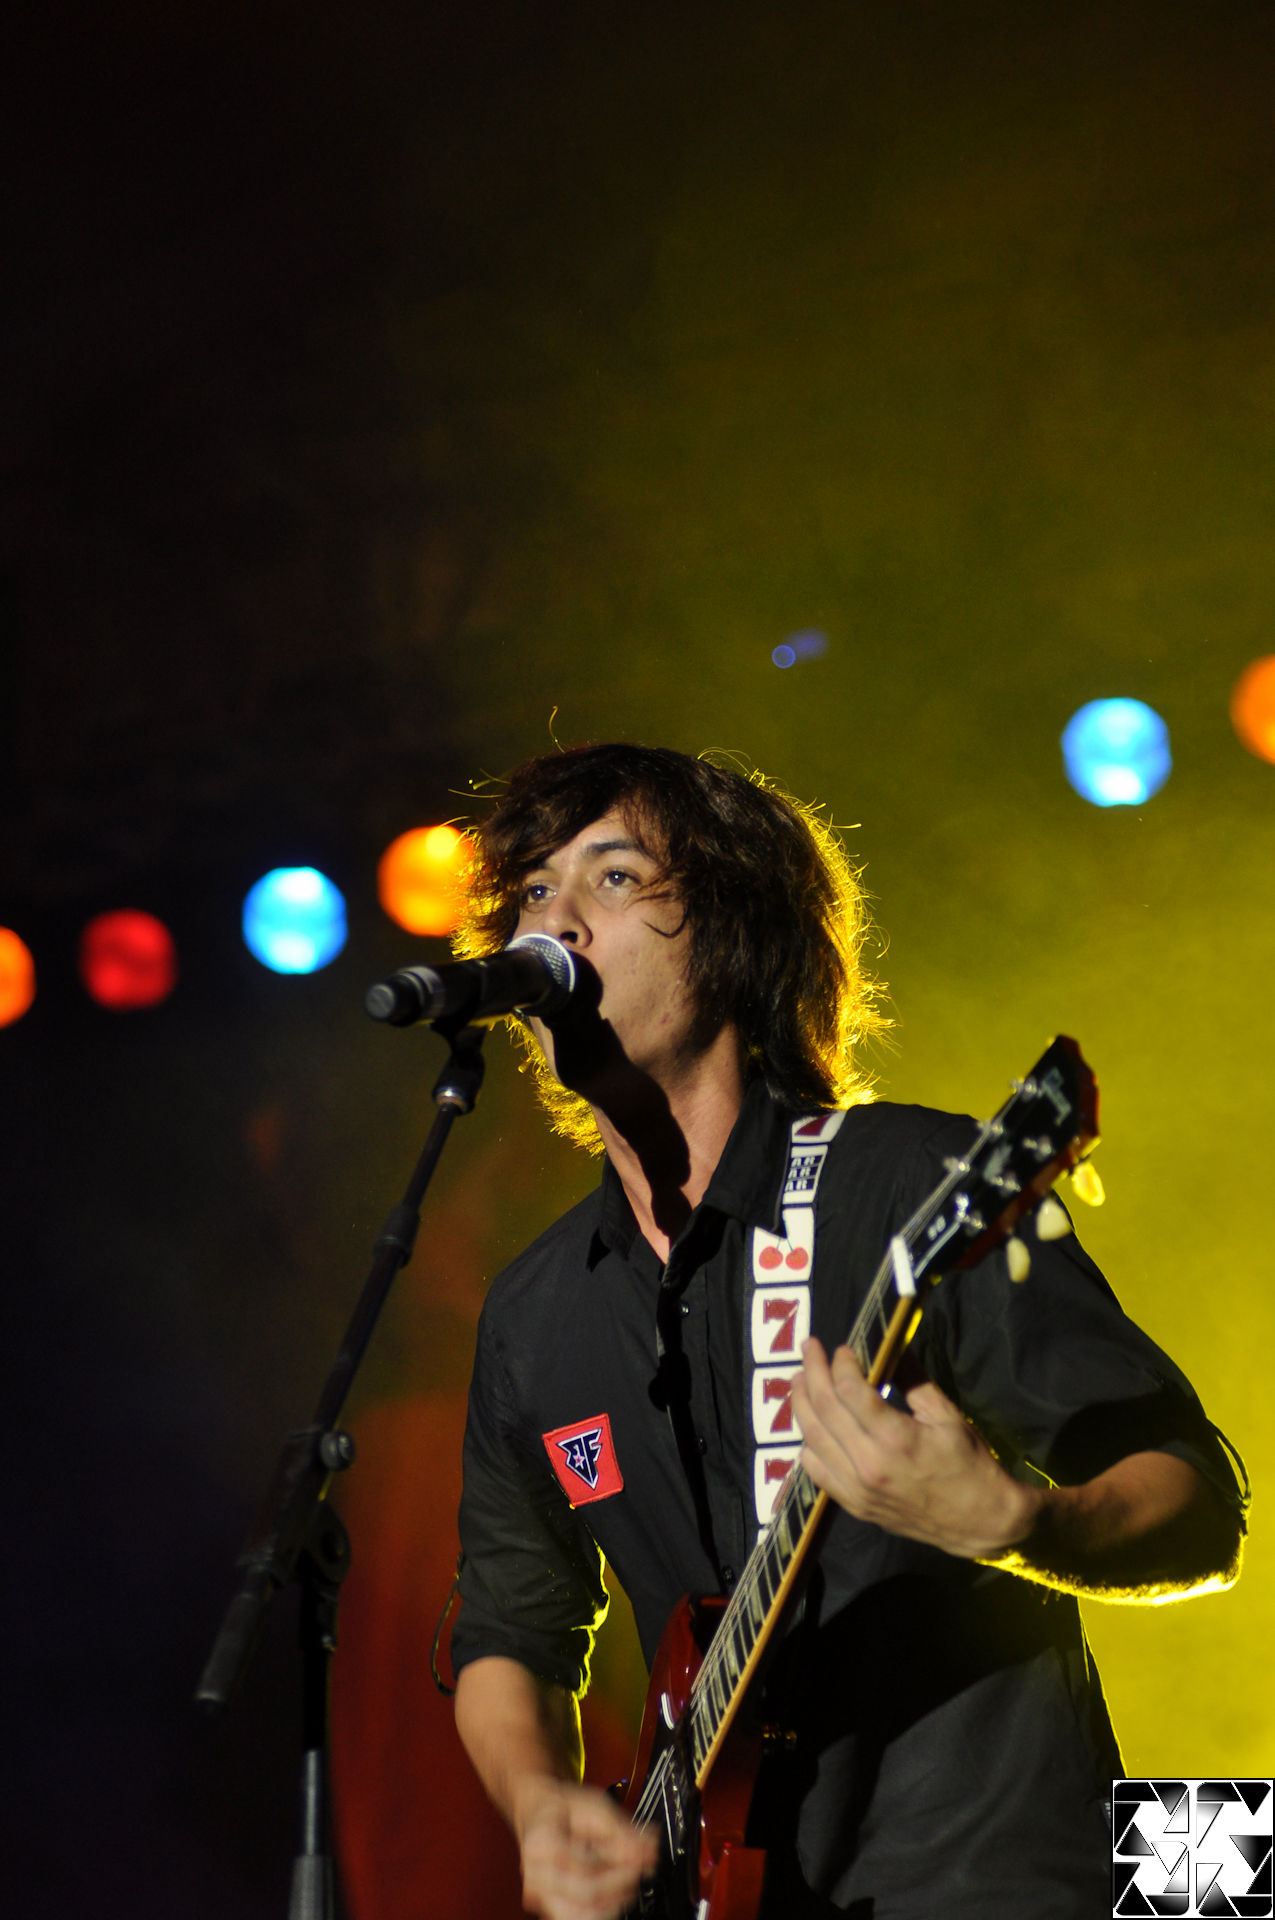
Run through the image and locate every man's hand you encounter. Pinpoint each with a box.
[515,1779,659,1920]
[792,1338,1040,1559]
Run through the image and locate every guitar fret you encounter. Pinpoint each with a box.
[711,1662,726,1722]
[731,1619,747,1676]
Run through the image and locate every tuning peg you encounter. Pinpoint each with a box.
[1005,1236,1031,1283]
[1070,1161,1105,1207]
[1034,1194,1072,1242]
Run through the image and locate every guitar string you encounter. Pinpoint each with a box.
[633,1745,670,1827]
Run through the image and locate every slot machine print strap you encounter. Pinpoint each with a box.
[750,1109,846,1525]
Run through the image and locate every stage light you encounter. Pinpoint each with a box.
[1231,655,1275,763]
[377,825,471,936]
[1061,699,1172,807]
[0,928,35,1026]
[79,910,178,1010]
[772,629,829,669]
[243,868,347,974]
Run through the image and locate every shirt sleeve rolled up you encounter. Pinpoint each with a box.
[452,1310,611,1697]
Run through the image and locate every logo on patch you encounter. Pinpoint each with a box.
[542,1412,625,1507]
[558,1427,603,1487]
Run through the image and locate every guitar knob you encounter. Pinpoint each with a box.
[1034,1195,1072,1242]
[1071,1160,1106,1207]
[1005,1236,1031,1283]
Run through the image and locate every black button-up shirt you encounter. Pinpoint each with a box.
[454,1080,1244,1917]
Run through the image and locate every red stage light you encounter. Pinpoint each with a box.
[0,928,36,1027]
[1231,655,1275,764]
[80,910,178,1010]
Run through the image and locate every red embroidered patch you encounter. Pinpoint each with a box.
[542,1412,625,1507]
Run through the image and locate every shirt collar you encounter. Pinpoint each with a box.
[591,1076,800,1263]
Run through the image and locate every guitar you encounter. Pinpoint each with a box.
[619,1035,1100,1920]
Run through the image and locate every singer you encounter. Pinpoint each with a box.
[445,743,1247,1920]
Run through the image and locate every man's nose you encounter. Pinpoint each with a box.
[542,882,589,946]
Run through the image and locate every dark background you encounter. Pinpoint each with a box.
[6,5,1275,1913]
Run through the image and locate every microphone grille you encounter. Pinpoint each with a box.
[505,933,576,1011]
[364,981,400,1022]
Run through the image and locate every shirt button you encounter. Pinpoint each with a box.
[681,1301,690,1315]
[722,1566,735,1585]
[697,1435,707,1453]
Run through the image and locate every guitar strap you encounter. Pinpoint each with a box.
[747,1109,846,1527]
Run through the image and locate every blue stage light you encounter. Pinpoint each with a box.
[772,629,828,669]
[243,868,347,973]
[1061,699,1172,807]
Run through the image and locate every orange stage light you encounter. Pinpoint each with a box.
[80,910,178,1010]
[377,825,471,936]
[0,928,36,1026]
[1231,654,1275,763]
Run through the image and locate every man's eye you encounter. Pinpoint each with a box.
[601,868,636,889]
[522,883,552,906]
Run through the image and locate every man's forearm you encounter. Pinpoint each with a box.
[454,1656,584,1836]
[985,1450,1244,1601]
[455,1655,660,1918]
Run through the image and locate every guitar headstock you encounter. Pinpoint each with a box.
[910,1035,1100,1285]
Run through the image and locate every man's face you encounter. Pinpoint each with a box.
[513,807,700,1087]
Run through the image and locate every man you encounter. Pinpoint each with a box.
[450,743,1246,1920]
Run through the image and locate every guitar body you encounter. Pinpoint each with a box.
[621,1596,767,1920]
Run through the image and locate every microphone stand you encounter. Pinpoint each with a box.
[195,1018,489,1920]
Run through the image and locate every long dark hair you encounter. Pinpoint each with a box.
[454,744,889,1151]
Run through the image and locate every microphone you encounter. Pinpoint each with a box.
[364,933,577,1028]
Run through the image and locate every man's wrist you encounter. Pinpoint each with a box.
[510,1771,570,1842]
[978,1477,1052,1568]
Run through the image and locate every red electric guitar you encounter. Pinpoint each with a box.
[620,1035,1100,1920]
